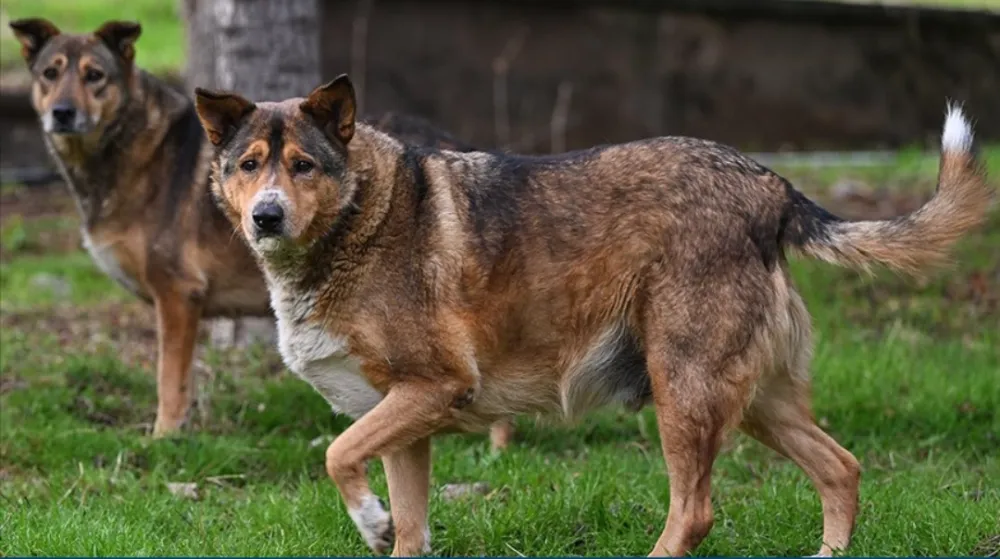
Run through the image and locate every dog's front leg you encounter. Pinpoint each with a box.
[151,291,201,437]
[326,380,472,556]
[383,437,432,556]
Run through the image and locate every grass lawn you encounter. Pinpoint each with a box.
[1,149,998,556]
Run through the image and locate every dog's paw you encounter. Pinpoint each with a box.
[808,544,840,557]
[151,414,186,438]
[389,525,432,557]
[348,494,394,554]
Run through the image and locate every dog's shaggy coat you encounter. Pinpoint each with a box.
[195,74,992,557]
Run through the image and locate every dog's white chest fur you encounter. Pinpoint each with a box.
[272,287,383,420]
[80,229,143,295]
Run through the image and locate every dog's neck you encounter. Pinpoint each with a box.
[44,70,193,229]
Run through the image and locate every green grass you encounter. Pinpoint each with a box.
[0,251,130,310]
[2,335,997,556]
[2,0,184,73]
[1,150,998,556]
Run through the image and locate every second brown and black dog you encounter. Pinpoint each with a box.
[195,74,991,556]
[8,17,514,447]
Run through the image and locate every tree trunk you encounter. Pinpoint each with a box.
[182,0,322,348]
[213,0,321,100]
[181,0,218,90]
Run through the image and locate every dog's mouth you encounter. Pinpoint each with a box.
[249,228,304,265]
[254,229,283,239]
[245,219,292,256]
[43,118,94,136]
[47,125,86,135]
[253,228,288,245]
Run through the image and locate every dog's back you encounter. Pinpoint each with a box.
[365,111,477,152]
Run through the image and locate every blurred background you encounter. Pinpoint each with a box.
[2,0,1000,162]
[1,0,998,556]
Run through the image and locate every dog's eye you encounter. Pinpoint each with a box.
[292,160,314,174]
[240,160,259,173]
[42,67,59,80]
[84,69,105,83]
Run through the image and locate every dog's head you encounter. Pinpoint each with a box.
[195,75,361,256]
[8,18,140,136]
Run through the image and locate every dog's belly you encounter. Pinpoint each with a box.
[277,318,383,420]
[80,229,146,298]
[454,324,652,429]
[556,322,651,418]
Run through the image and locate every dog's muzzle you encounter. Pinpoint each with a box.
[251,201,285,238]
[45,102,89,134]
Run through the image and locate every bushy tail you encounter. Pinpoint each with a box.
[783,104,994,276]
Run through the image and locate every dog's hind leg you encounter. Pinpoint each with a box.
[644,352,756,557]
[641,273,764,556]
[152,291,201,437]
[489,417,516,452]
[741,374,860,557]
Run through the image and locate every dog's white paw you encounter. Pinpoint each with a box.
[421,525,432,554]
[348,494,394,553]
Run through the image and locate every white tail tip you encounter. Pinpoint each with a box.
[941,103,974,154]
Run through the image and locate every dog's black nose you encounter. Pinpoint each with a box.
[51,104,76,126]
[252,202,284,234]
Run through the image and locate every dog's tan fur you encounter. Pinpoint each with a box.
[197,75,991,557]
[10,19,514,448]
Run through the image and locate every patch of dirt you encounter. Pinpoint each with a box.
[0,182,75,221]
[0,184,81,261]
[66,384,148,428]
[1,302,159,370]
[835,261,1000,337]
[811,178,934,221]
[1,298,288,431]
[0,374,27,394]
[1,301,287,377]
[1,221,82,260]
[971,533,1000,557]
[1,302,160,427]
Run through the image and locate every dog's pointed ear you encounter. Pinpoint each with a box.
[195,88,256,146]
[94,21,142,63]
[9,18,61,64]
[300,74,357,145]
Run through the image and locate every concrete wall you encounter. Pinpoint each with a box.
[3,0,998,177]
[320,0,1000,153]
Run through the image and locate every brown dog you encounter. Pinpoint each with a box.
[9,18,514,448]
[195,74,991,557]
